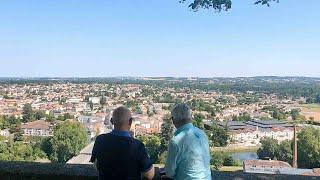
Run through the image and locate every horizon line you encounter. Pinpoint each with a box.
[1,76,320,79]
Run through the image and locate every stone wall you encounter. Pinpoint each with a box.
[0,161,318,180]
[0,161,97,180]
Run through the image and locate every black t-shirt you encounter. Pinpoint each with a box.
[90,133,153,180]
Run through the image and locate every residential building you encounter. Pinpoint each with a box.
[21,120,53,136]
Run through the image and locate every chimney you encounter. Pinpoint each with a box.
[292,125,298,168]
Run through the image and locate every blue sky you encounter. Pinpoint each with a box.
[0,0,319,77]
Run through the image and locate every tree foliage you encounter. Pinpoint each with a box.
[34,111,47,120]
[0,139,46,161]
[160,115,175,154]
[232,113,251,122]
[276,140,293,164]
[187,99,216,117]
[46,121,88,163]
[137,134,161,164]
[180,0,278,12]
[0,116,10,130]
[57,113,74,121]
[210,151,239,170]
[100,96,107,105]
[262,106,288,120]
[135,106,143,114]
[124,100,138,108]
[290,109,306,121]
[22,103,34,123]
[154,92,175,103]
[211,151,225,170]
[193,113,205,130]
[257,137,279,160]
[306,95,320,104]
[257,138,292,164]
[208,124,229,147]
[298,127,320,169]
[13,125,24,142]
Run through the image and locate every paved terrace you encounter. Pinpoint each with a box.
[0,161,319,180]
[67,142,94,164]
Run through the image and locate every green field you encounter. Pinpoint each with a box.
[301,103,320,109]
[212,146,259,153]
[219,166,243,172]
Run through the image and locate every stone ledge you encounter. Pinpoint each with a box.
[0,161,318,180]
[0,161,97,180]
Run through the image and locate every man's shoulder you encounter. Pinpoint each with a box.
[132,138,145,147]
[96,133,109,139]
[95,134,145,150]
[176,126,208,142]
[171,133,183,145]
[193,126,206,135]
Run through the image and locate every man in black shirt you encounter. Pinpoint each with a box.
[90,106,155,180]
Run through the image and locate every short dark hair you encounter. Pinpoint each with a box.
[112,106,131,126]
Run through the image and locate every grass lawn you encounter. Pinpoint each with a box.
[219,166,243,172]
[212,146,259,153]
[301,103,320,110]
[300,103,320,120]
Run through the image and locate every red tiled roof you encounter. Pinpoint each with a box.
[303,169,320,176]
[21,120,51,130]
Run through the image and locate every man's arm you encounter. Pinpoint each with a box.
[165,141,178,178]
[139,143,155,180]
[94,160,99,170]
[90,136,100,166]
[143,165,155,180]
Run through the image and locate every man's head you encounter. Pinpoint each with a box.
[111,106,133,131]
[171,103,192,128]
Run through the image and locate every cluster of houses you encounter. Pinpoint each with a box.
[214,119,295,146]
[131,115,163,136]
[0,83,172,139]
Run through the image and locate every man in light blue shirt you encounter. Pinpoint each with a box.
[165,104,211,180]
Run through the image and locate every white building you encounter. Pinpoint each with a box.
[216,120,295,146]
[231,127,294,146]
[21,120,53,136]
[0,129,10,137]
[89,97,100,104]
[66,98,82,104]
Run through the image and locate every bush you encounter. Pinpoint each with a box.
[211,151,239,170]
[211,152,225,170]
[223,155,235,166]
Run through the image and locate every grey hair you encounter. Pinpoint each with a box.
[171,103,192,124]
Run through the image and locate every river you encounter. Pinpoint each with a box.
[231,152,258,163]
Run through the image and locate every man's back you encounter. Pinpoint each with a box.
[90,132,152,180]
[166,123,211,180]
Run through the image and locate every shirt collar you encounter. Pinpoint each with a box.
[175,123,193,136]
[111,130,131,137]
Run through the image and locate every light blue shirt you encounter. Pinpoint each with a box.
[165,123,211,180]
